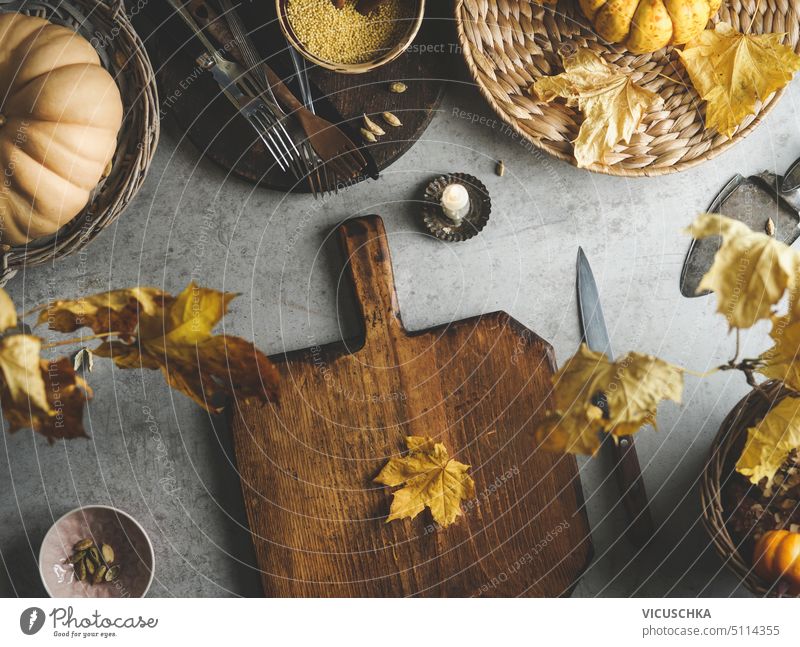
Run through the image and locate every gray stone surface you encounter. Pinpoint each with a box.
[1,73,798,597]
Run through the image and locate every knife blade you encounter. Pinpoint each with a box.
[576,248,655,547]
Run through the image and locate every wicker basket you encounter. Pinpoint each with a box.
[0,0,159,284]
[700,380,799,597]
[455,0,800,177]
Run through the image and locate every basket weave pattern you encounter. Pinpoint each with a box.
[700,381,797,597]
[455,0,800,176]
[0,0,159,284]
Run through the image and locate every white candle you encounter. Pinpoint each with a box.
[440,183,470,223]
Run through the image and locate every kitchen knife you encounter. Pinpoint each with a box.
[577,248,655,547]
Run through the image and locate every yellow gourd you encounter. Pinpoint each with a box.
[579,0,722,54]
[753,529,800,595]
[0,13,123,245]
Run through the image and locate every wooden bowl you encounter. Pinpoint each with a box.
[276,0,425,74]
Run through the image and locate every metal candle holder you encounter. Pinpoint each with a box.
[421,173,491,242]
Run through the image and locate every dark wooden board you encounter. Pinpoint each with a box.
[138,3,450,192]
[229,216,592,597]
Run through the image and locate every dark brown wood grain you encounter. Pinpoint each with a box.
[229,216,593,597]
[138,2,452,192]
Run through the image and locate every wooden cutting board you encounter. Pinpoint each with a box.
[229,216,592,596]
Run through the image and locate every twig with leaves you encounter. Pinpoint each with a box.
[535,213,800,490]
[0,283,278,442]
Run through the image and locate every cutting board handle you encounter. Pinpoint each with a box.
[337,216,404,349]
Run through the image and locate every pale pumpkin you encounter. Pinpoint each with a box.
[753,529,800,595]
[0,13,123,245]
[579,0,722,54]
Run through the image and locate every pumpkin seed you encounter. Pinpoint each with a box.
[76,560,87,581]
[0,114,6,127]
[93,565,108,585]
[105,565,121,582]
[88,547,102,566]
[68,550,86,564]
[74,538,94,552]
[362,114,385,137]
[766,217,775,236]
[101,544,115,564]
[72,347,94,372]
[389,81,407,94]
[496,160,505,177]
[382,111,401,127]
[68,539,120,585]
[360,128,377,143]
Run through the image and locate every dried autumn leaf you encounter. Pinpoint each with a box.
[532,49,662,167]
[679,23,800,137]
[0,288,17,331]
[39,288,168,336]
[736,397,800,486]
[85,283,279,413]
[535,405,605,455]
[374,435,475,528]
[760,314,800,391]
[533,344,683,455]
[0,287,89,441]
[0,335,51,415]
[687,213,797,329]
[3,358,92,442]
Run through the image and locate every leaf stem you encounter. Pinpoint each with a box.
[730,329,741,365]
[683,366,721,378]
[746,0,762,34]
[654,70,688,87]
[20,304,45,320]
[40,331,120,350]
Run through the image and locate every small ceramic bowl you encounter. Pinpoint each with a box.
[277,0,425,74]
[39,505,154,598]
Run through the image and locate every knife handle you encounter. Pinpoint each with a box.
[608,434,655,548]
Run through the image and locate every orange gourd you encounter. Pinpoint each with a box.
[0,13,123,245]
[753,530,800,595]
[579,0,722,54]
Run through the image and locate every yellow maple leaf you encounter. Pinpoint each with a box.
[679,22,800,137]
[736,396,800,486]
[759,315,800,390]
[532,49,663,168]
[535,405,605,455]
[41,283,279,414]
[0,288,90,441]
[374,435,475,528]
[39,288,167,336]
[534,344,683,455]
[4,358,92,442]
[687,213,798,329]
[0,335,51,415]
[0,289,17,331]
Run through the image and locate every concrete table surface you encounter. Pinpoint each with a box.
[1,66,798,597]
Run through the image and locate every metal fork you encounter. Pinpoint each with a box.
[219,0,326,195]
[197,51,301,177]
[169,0,305,180]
